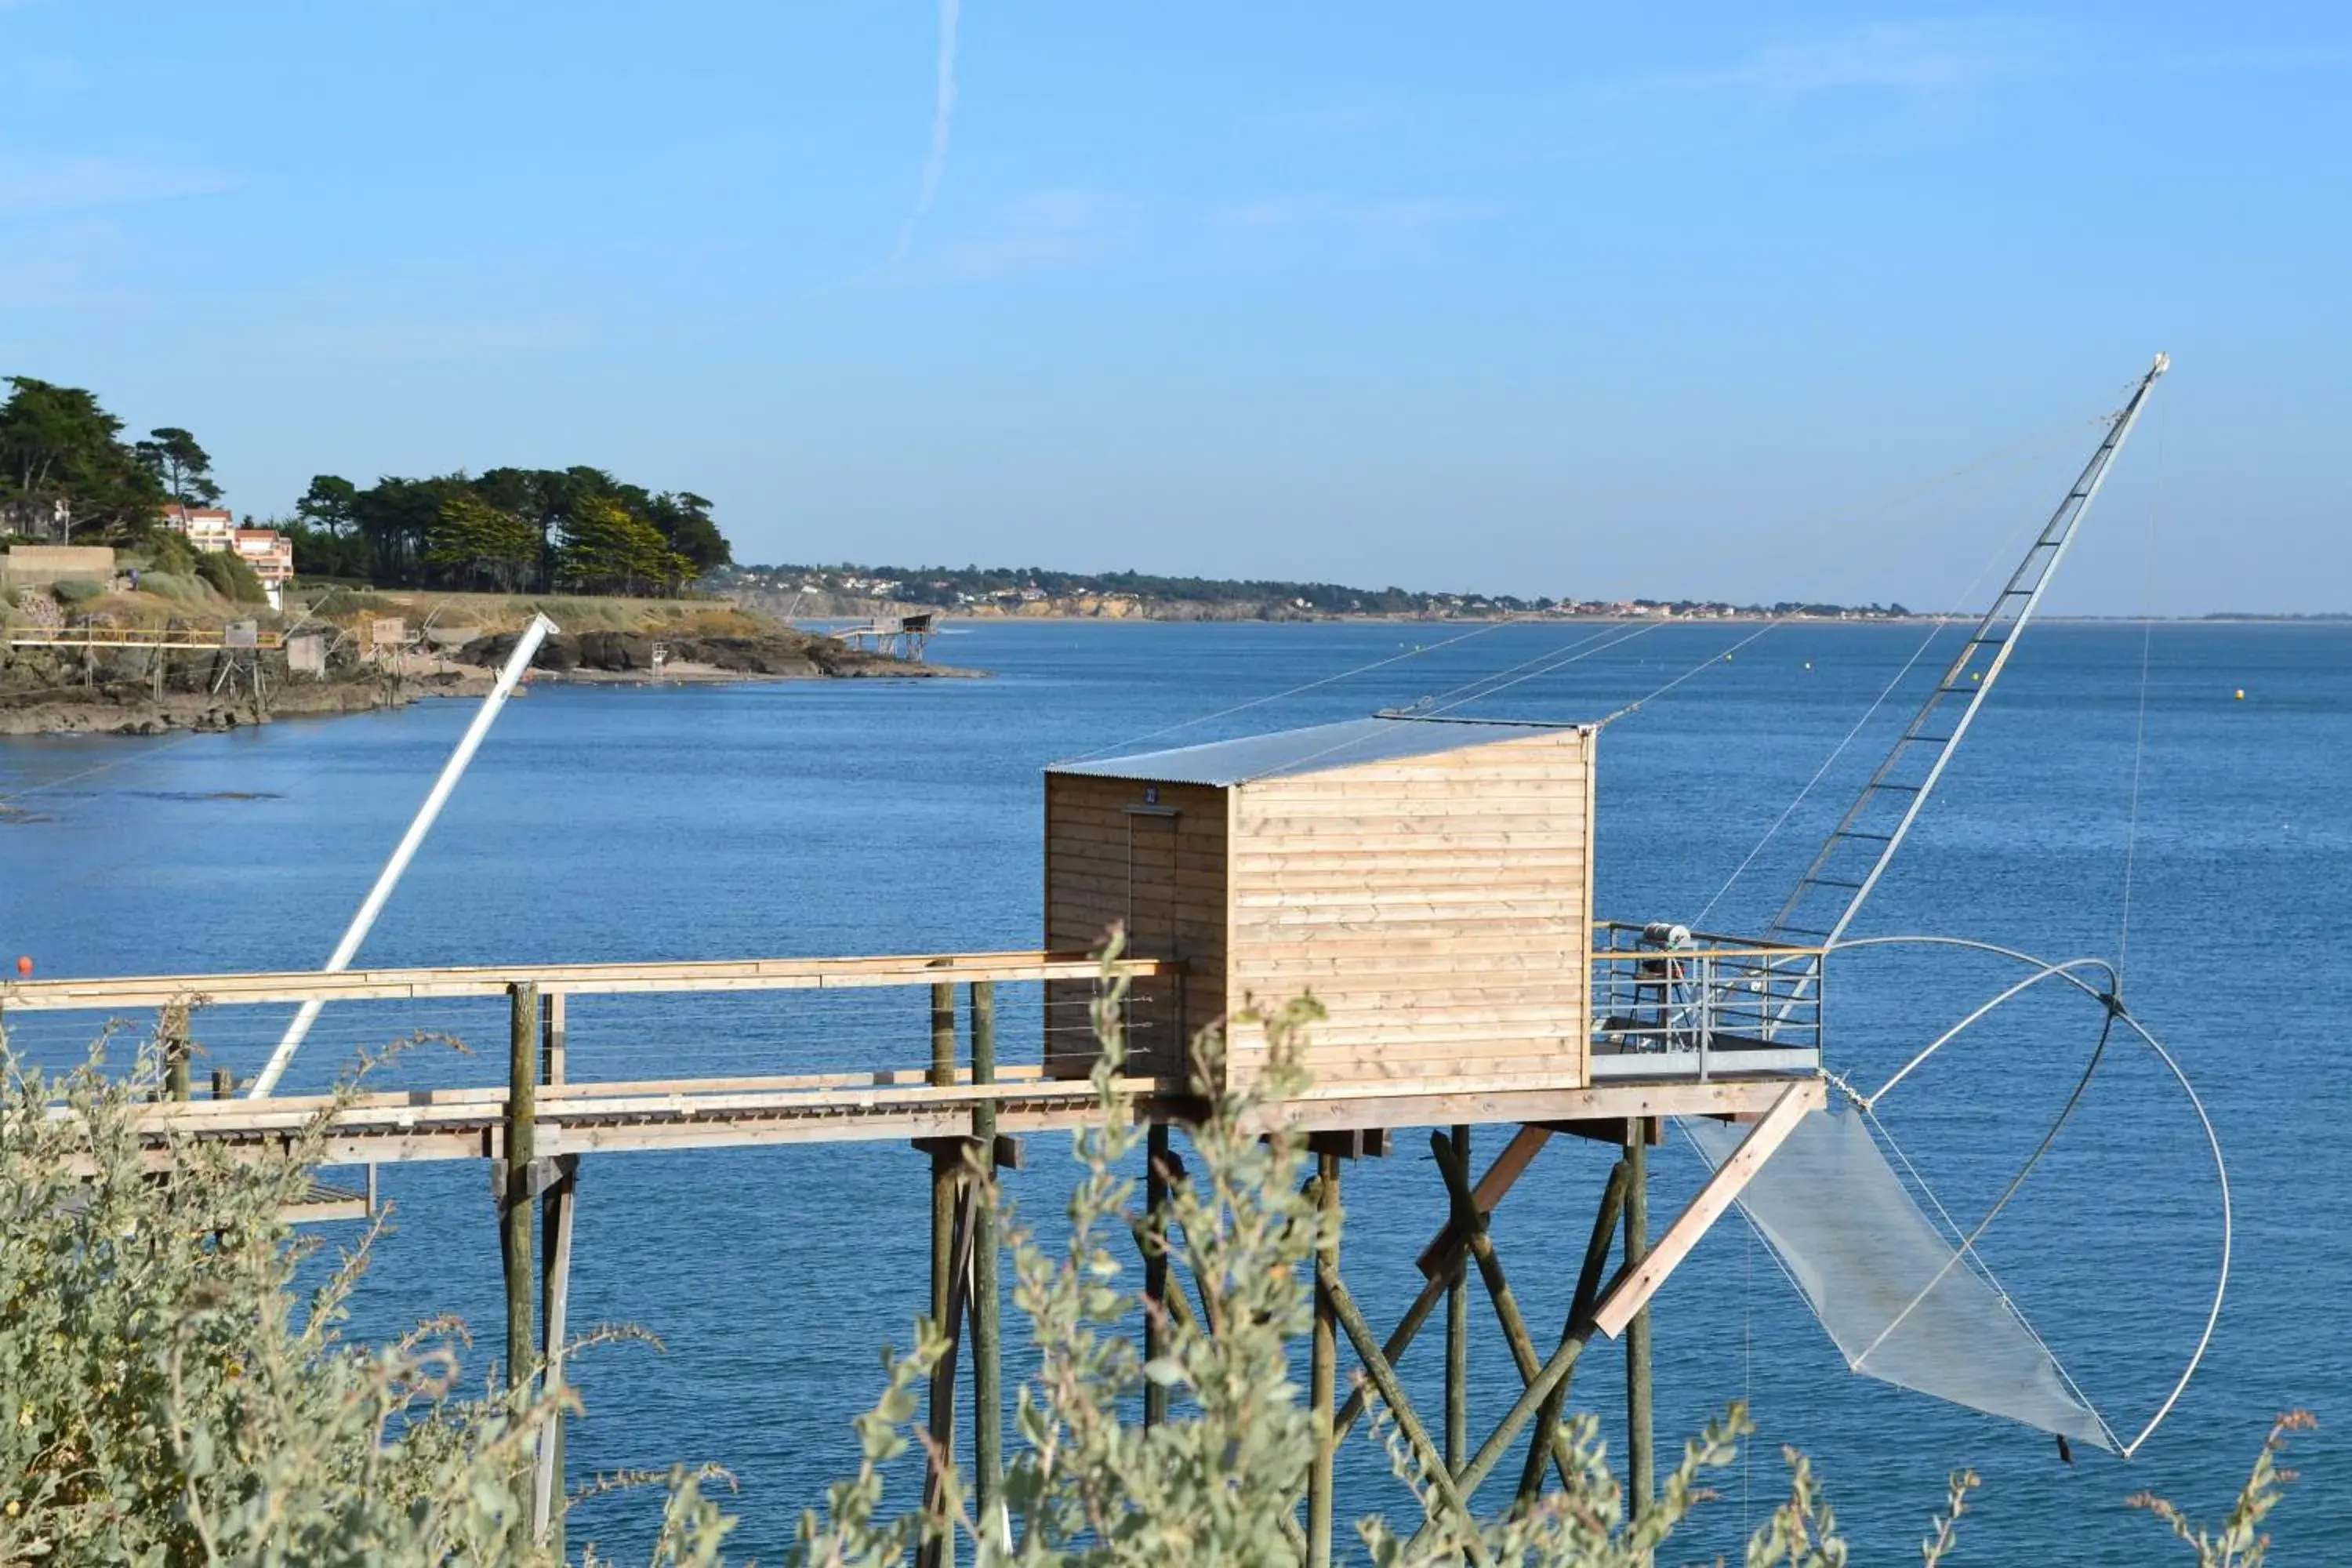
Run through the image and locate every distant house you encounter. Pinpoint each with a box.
[161,505,296,610]
[162,505,237,550]
[233,529,295,608]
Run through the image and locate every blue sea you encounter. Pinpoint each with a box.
[0,619,2343,1562]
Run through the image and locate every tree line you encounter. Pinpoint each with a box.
[288,467,731,595]
[0,374,733,596]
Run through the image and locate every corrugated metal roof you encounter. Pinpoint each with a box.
[1048,716,1579,786]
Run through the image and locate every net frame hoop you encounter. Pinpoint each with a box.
[1825,932,2231,1457]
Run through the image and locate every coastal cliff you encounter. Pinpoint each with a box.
[0,590,965,738]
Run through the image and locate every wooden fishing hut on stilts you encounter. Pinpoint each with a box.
[1045,713,1824,1562]
[2,711,1828,1559]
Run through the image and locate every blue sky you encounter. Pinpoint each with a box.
[2,3,2345,612]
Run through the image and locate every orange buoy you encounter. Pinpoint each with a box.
[14,956,30,977]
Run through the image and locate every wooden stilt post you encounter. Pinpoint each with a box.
[1517,1159,1628,1506]
[931,978,957,1326]
[1144,1120,1172,1432]
[1445,1123,1469,1475]
[1624,1122,1654,1530]
[919,1181,978,1568]
[534,1155,576,1550]
[535,991,572,1554]
[210,1067,232,1100]
[927,975,958,1568]
[503,982,538,1554]
[1308,1153,1340,1568]
[969,980,1002,1538]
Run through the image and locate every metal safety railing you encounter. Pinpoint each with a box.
[1588,920,1823,1081]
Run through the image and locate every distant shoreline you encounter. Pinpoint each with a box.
[916,612,2348,628]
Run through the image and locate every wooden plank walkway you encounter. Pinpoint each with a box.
[7,946,1817,1164]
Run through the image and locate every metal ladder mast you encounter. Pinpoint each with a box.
[1766,353,2171,953]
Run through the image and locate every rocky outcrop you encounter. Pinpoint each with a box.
[449,629,932,680]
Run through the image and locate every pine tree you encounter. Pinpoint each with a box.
[558,494,692,595]
[426,492,541,590]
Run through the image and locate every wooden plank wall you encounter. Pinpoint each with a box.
[1042,775,1229,1079]
[1224,728,1592,1096]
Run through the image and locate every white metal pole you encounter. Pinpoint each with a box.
[249,613,557,1098]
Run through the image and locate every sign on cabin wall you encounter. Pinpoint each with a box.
[223,620,260,649]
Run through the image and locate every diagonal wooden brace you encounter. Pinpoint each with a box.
[1319,1258,1497,1568]
[1429,1131,1580,1496]
[1414,1123,1551,1278]
[1589,1080,1820,1340]
[1517,1157,1629,1505]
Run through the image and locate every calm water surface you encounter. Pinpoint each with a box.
[1,620,2344,1560]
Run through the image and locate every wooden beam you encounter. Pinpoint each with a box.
[1305,1127,1392,1160]
[1541,1115,1661,1146]
[1414,1123,1550,1278]
[0,949,1184,1012]
[1590,1080,1821,1339]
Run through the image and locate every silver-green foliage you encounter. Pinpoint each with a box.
[0,1031,722,1566]
[789,967,1944,1568]
[789,958,2303,1568]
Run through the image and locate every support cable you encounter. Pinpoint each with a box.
[2118,403,2166,985]
[1690,483,2060,927]
[1057,394,2118,762]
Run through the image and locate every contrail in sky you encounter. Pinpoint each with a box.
[898,0,962,257]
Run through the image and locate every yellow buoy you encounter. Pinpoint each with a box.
[2235,688,2246,701]
[1803,661,1813,670]
[1971,670,1982,682]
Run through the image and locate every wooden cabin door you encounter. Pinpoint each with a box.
[1123,804,1181,1074]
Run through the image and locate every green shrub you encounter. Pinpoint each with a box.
[0,1028,727,1564]
[49,578,103,605]
[194,548,267,604]
[133,570,206,604]
[147,530,200,576]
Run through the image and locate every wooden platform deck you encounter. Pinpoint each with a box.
[3,946,1819,1167]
